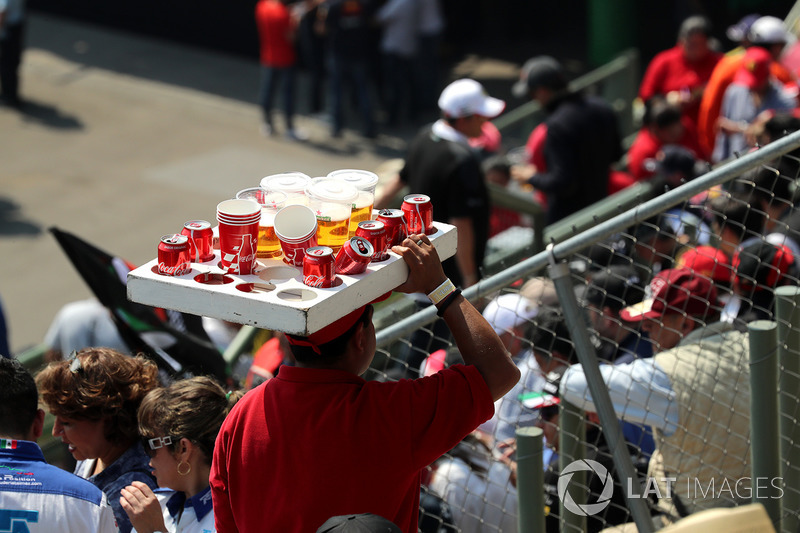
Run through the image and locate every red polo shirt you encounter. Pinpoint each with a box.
[210,364,493,533]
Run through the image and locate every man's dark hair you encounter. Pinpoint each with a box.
[710,191,766,241]
[679,15,713,40]
[289,306,372,364]
[643,96,682,129]
[530,307,577,364]
[0,358,38,437]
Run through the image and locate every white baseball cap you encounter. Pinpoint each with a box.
[482,293,539,335]
[438,79,506,119]
[747,16,792,44]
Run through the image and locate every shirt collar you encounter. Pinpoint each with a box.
[167,486,214,521]
[431,119,471,146]
[0,439,45,462]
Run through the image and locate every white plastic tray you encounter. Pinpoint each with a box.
[127,222,456,336]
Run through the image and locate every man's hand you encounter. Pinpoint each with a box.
[391,234,447,295]
[120,481,168,533]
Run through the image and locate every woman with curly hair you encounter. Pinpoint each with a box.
[119,377,242,533]
[37,347,160,533]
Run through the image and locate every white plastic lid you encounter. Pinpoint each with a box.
[326,169,379,191]
[236,188,287,210]
[260,172,312,194]
[305,178,358,204]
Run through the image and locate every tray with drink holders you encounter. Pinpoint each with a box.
[127,221,456,336]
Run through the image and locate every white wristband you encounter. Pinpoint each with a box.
[427,279,456,305]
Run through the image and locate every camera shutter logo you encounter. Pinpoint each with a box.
[557,459,614,516]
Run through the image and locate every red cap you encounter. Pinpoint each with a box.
[674,246,734,285]
[620,268,719,322]
[285,292,391,354]
[734,46,772,89]
[733,242,796,291]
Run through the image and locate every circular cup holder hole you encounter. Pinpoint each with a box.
[259,266,300,282]
[276,288,318,302]
[194,273,234,285]
[236,282,277,294]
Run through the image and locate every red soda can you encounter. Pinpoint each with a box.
[303,246,336,288]
[355,220,388,262]
[157,234,191,276]
[376,208,407,247]
[401,194,435,235]
[181,220,215,263]
[335,237,373,275]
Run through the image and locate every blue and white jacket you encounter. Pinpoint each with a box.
[0,439,117,532]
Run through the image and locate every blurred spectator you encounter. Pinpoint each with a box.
[581,266,656,459]
[709,189,767,258]
[296,0,326,114]
[733,241,798,322]
[468,120,503,160]
[511,56,622,224]
[651,144,703,192]
[255,0,307,140]
[120,377,243,533]
[36,348,160,533]
[712,46,797,163]
[536,373,644,532]
[0,0,25,107]
[627,96,703,181]
[377,78,505,288]
[483,155,524,237]
[673,245,736,321]
[375,0,418,127]
[317,0,377,138]
[428,432,518,533]
[562,268,751,516]
[698,15,796,158]
[582,265,652,365]
[638,15,723,150]
[414,0,444,113]
[0,358,117,531]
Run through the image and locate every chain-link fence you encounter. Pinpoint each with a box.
[370,129,800,532]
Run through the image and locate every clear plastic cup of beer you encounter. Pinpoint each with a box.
[235,188,288,259]
[260,172,311,207]
[305,178,358,253]
[327,169,379,237]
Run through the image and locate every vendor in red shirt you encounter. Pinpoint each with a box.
[627,96,703,181]
[638,15,722,148]
[209,234,520,533]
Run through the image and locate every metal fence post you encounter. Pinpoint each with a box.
[775,286,800,533]
[748,320,781,529]
[559,400,586,533]
[548,253,655,533]
[516,427,546,533]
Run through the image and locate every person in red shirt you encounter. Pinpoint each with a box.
[210,234,520,533]
[627,96,702,181]
[255,0,306,140]
[638,16,722,150]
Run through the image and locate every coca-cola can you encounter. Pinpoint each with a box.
[401,194,435,235]
[376,208,407,247]
[354,220,388,262]
[181,220,215,263]
[303,246,336,288]
[335,237,373,275]
[157,234,191,276]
